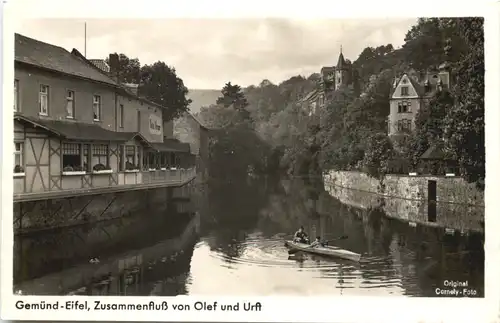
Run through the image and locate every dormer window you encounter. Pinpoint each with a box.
[400,86,409,96]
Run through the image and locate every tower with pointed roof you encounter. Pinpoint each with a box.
[303,47,357,119]
[335,46,349,90]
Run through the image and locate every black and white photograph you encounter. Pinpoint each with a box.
[1,1,498,322]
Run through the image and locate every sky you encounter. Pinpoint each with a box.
[17,18,416,89]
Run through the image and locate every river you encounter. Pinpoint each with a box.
[13,176,484,297]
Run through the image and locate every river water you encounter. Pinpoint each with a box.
[14,176,484,297]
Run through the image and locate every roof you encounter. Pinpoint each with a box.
[15,34,117,86]
[89,59,110,73]
[150,138,191,153]
[302,89,320,103]
[14,114,150,144]
[183,112,209,130]
[420,143,454,160]
[336,51,346,69]
[321,66,335,73]
[70,50,167,111]
[389,73,425,98]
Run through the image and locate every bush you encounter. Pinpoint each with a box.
[361,133,395,178]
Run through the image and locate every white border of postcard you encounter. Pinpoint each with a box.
[1,0,500,322]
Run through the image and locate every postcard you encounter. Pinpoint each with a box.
[1,0,499,322]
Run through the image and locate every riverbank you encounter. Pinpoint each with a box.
[323,170,484,233]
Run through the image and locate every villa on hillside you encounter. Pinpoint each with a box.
[13,33,199,200]
[301,48,358,117]
[387,62,451,137]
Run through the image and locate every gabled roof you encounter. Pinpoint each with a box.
[420,143,454,161]
[89,59,110,73]
[15,34,117,86]
[389,73,425,98]
[14,114,150,145]
[184,112,209,130]
[16,33,173,119]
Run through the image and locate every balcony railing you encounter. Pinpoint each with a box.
[14,167,197,202]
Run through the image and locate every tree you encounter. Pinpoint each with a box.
[216,82,252,123]
[443,18,484,187]
[106,54,192,121]
[216,82,249,109]
[106,53,141,84]
[139,62,192,121]
[361,133,395,178]
[402,18,468,72]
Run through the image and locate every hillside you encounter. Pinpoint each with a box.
[186,89,220,114]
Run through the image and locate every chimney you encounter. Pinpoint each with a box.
[108,53,120,82]
[123,83,139,95]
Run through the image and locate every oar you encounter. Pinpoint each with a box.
[287,235,348,254]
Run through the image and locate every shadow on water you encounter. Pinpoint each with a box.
[14,175,484,297]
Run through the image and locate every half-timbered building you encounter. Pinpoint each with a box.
[13,33,195,199]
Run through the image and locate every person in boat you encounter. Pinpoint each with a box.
[310,236,324,248]
[293,226,309,243]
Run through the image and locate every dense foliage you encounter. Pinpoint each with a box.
[106,54,192,120]
[195,18,484,188]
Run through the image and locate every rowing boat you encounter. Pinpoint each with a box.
[284,240,361,262]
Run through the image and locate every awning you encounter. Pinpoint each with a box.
[149,139,191,153]
[14,114,151,145]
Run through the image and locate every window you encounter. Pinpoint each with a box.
[400,86,409,96]
[125,145,136,164]
[93,95,101,121]
[39,84,49,115]
[66,90,75,118]
[397,119,412,133]
[92,144,109,167]
[397,101,411,113]
[14,142,23,170]
[62,143,83,171]
[118,104,124,128]
[14,80,19,112]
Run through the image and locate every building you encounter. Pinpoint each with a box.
[301,48,357,117]
[387,63,451,136]
[173,112,210,181]
[13,33,195,198]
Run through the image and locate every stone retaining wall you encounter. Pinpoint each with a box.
[14,182,195,233]
[323,171,484,232]
[324,171,484,206]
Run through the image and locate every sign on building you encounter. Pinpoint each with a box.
[149,114,162,135]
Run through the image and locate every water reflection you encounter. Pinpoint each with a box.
[14,212,199,296]
[189,176,484,296]
[14,176,484,297]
